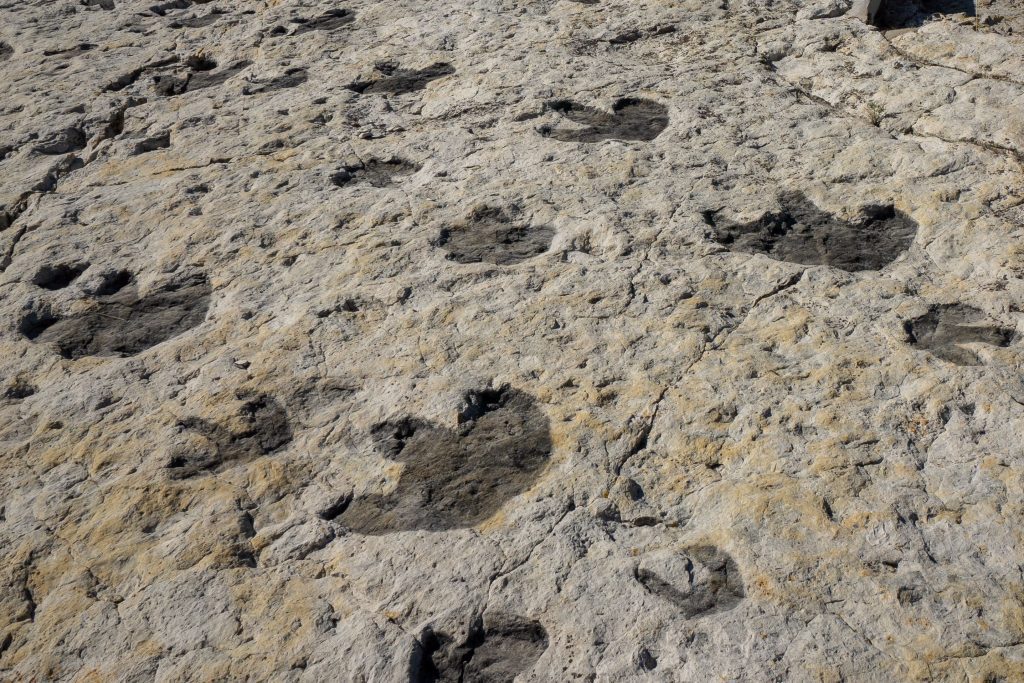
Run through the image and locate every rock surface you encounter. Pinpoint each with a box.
[1,0,1024,680]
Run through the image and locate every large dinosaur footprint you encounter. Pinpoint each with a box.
[23,275,210,359]
[291,8,355,36]
[541,97,668,142]
[705,191,918,272]
[340,387,552,535]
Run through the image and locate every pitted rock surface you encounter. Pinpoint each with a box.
[1,0,1024,681]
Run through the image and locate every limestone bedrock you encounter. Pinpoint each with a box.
[1,0,1023,681]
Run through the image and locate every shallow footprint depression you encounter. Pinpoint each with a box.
[437,207,555,266]
[541,97,669,143]
[339,386,552,534]
[24,275,211,359]
[905,303,1015,366]
[706,192,918,272]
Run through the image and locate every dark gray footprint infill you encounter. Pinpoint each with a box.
[153,60,252,97]
[32,263,88,290]
[636,545,745,618]
[540,97,668,142]
[331,158,420,188]
[242,68,308,96]
[291,8,355,35]
[167,394,293,478]
[169,10,224,28]
[22,275,210,359]
[705,191,917,272]
[436,207,554,266]
[414,614,549,683]
[339,387,552,535]
[905,304,1015,366]
[346,63,455,95]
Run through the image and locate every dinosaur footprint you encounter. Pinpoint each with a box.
[704,192,918,272]
[23,274,210,359]
[339,387,552,535]
[540,97,668,142]
[635,545,746,618]
[168,394,293,478]
[415,613,549,683]
[436,207,555,266]
[905,304,1015,366]
[291,8,355,35]
[347,63,455,95]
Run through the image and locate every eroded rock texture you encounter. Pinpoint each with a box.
[1,0,1024,680]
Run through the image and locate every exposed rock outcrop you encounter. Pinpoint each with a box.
[1,0,1022,680]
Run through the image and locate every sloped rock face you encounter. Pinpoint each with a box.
[1,0,1023,681]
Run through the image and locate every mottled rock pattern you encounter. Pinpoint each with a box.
[1,0,1024,681]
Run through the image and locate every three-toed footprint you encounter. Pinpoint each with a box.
[540,97,668,142]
